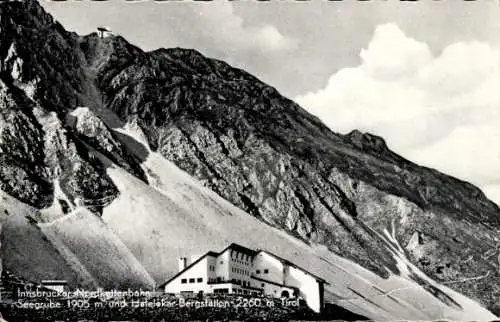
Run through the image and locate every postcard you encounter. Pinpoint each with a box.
[0,0,498,321]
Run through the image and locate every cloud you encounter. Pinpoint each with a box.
[42,1,297,56]
[295,23,500,205]
[194,2,298,53]
[360,24,433,80]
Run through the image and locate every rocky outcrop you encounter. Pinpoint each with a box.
[0,1,148,212]
[0,0,498,314]
[66,107,148,183]
[86,34,500,312]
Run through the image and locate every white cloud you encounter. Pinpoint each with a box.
[296,23,500,205]
[360,24,433,80]
[42,1,297,56]
[195,2,297,53]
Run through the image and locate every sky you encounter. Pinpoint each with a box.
[42,0,500,205]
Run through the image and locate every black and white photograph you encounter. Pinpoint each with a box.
[0,0,499,321]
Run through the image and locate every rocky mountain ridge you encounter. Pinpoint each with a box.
[83,24,500,313]
[0,0,499,316]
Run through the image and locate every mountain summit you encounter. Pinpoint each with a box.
[0,1,499,319]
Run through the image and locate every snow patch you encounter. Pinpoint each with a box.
[113,120,150,152]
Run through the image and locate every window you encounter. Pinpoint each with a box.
[189,278,195,283]
[181,279,187,284]
[256,269,260,274]
[197,278,203,283]
[264,269,269,274]
[214,288,229,294]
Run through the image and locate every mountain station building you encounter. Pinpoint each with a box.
[159,243,327,312]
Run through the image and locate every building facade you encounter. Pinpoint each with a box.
[41,280,68,293]
[159,244,327,312]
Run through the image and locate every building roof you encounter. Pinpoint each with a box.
[158,243,256,289]
[158,243,329,289]
[257,250,329,285]
[157,251,218,289]
[220,243,258,257]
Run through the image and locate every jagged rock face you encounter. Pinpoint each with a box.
[66,107,148,183]
[0,80,53,207]
[0,0,498,314]
[84,33,500,311]
[0,1,148,211]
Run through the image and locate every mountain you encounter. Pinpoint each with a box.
[0,0,498,320]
